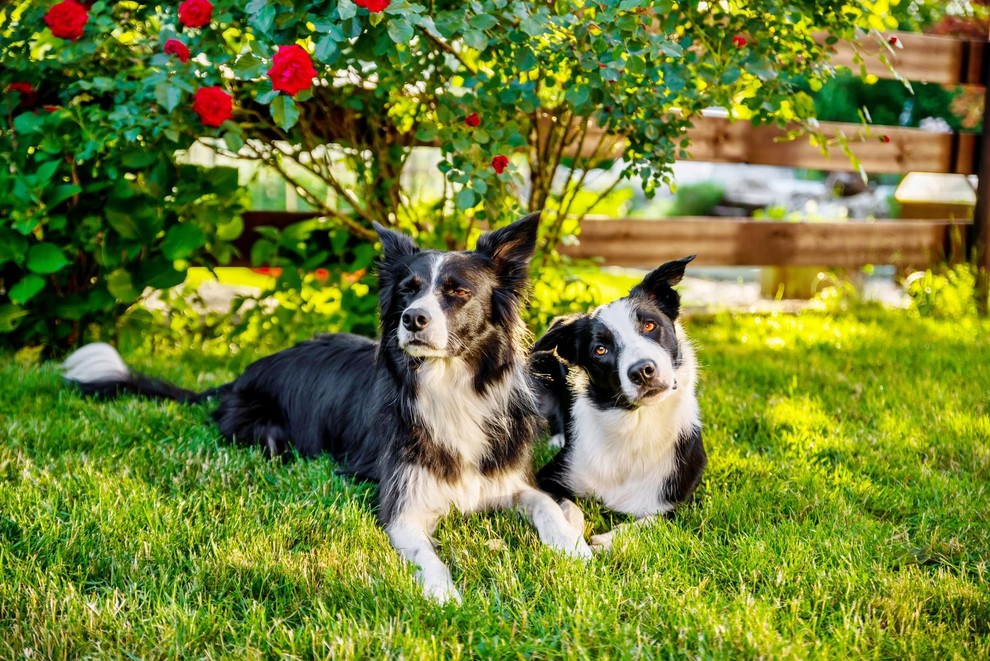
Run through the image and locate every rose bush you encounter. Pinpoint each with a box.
[1,0,902,348]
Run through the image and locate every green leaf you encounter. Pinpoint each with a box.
[121,149,159,169]
[33,160,60,185]
[0,229,27,265]
[216,215,244,241]
[155,82,182,113]
[520,14,546,37]
[247,0,276,35]
[338,0,356,21]
[105,209,142,240]
[455,187,477,210]
[387,18,414,44]
[233,52,268,79]
[107,269,140,302]
[315,35,340,62]
[207,166,240,195]
[270,95,300,131]
[26,243,70,275]
[139,257,187,290]
[223,130,245,152]
[0,305,28,333]
[13,112,43,137]
[251,238,277,266]
[469,14,498,30]
[162,224,207,260]
[8,275,45,305]
[45,184,81,209]
[565,85,590,109]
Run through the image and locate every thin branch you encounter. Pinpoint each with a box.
[421,29,477,75]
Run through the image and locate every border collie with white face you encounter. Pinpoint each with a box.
[62,213,590,603]
[530,256,706,549]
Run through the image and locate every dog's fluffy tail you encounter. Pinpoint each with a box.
[62,343,220,404]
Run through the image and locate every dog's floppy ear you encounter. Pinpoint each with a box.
[631,255,695,320]
[475,211,540,282]
[373,222,419,262]
[533,314,586,365]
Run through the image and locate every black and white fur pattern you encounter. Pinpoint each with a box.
[62,213,590,603]
[530,256,706,549]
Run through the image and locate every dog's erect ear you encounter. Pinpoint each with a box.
[632,255,695,320]
[373,222,419,262]
[475,211,540,277]
[533,314,586,365]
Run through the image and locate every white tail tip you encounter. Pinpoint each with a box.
[62,342,130,383]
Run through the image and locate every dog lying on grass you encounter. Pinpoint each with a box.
[529,256,706,549]
[63,213,591,603]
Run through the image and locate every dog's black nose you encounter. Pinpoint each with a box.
[628,360,657,386]
[402,308,430,332]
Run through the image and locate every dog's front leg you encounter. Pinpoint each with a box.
[515,488,592,559]
[387,517,461,604]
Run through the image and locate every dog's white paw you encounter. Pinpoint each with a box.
[571,537,593,560]
[589,530,616,552]
[554,532,592,560]
[547,433,566,449]
[419,572,462,605]
[559,499,585,534]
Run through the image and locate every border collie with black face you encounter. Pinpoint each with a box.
[530,256,705,549]
[62,213,590,603]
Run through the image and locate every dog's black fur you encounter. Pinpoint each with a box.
[63,213,590,602]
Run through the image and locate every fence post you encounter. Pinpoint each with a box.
[974,36,990,315]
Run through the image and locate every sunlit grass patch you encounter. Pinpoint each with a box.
[1,308,988,657]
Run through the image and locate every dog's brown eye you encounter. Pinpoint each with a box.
[450,288,471,298]
[643,321,656,333]
[594,345,607,356]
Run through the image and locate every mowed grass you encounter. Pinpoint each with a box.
[1,309,988,659]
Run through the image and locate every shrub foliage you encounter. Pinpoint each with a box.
[1,0,899,348]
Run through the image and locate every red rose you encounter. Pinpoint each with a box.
[491,155,509,174]
[267,45,318,97]
[178,0,213,29]
[44,0,90,42]
[732,35,746,48]
[8,82,34,95]
[354,0,390,12]
[465,112,480,127]
[192,86,233,127]
[164,39,191,63]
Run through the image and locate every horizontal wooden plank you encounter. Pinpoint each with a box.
[568,117,978,174]
[827,30,985,86]
[560,217,969,268]
[684,118,977,175]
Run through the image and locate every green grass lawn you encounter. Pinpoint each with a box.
[1,309,988,658]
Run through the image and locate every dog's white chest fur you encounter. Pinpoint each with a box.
[415,357,519,466]
[565,344,700,518]
[408,358,531,515]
